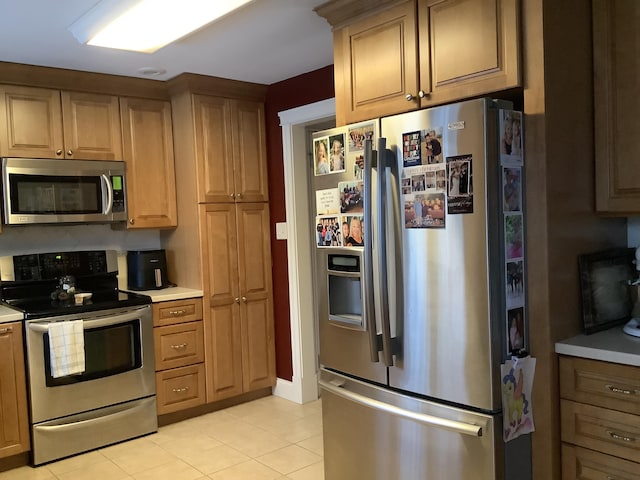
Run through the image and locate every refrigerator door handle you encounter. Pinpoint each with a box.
[377,138,394,367]
[319,379,483,437]
[363,138,381,362]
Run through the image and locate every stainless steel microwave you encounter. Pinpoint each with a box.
[1,158,127,225]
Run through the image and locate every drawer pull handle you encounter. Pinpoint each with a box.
[0,327,13,334]
[170,343,188,349]
[607,431,635,443]
[172,387,190,393]
[606,384,635,395]
[169,309,187,316]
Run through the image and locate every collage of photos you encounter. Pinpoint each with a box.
[315,215,364,247]
[500,110,524,165]
[401,126,447,229]
[500,109,526,356]
[313,123,375,249]
[402,127,443,167]
[446,154,473,214]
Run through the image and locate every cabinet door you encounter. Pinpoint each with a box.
[236,203,276,392]
[193,95,235,203]
[561,444,640,480]
[0,85,63,158]
[418,0,520,107]
[593,0,640,213]
[120,97,178,228]
[334,0,418,125]
[201,204,243,401]
[233,100,269,202]
[0,322,30,457]
[61,91,122,160]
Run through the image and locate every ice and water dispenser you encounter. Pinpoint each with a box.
[326,250,364,329]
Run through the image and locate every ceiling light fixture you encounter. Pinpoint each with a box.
[68,0,254,53]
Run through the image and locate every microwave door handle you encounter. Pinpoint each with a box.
[377,138,393,367]
[102,174,113,215]
[363,138,380,363]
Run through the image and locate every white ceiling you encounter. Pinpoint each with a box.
[0,0,334,85]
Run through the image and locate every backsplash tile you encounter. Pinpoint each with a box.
[0,224,160,256]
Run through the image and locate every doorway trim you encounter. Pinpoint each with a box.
[273,98,335,404]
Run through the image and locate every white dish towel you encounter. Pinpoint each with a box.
[48,320,85,378]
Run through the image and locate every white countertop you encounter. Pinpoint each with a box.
[0,304,25,324]
[124,286,203,303]
[555,325,640,367]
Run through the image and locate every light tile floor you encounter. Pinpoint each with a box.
[0,396,324,480]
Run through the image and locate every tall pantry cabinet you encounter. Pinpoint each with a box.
[163,74,275,404]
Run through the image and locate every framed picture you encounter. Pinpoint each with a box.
[578,248,636,334]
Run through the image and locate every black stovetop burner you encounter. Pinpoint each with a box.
[0,250,151,319]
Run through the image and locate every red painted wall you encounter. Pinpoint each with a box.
[265,65,335,381]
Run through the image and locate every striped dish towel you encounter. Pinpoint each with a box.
[48,320,85,378]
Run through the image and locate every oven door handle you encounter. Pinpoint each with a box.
[27,306,149,333]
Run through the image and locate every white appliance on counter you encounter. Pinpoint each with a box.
[312,98,531,479]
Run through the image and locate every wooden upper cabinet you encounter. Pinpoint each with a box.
[0,85,63,158]
[0,85,122,160]
[593,0,640,214]
[0,322,30,458]
[319,0,521,125]
[193,95,268,203]
[120,97,178,229]
[419,0,521,108]
[61,91,122,160]
[333,1,419,125]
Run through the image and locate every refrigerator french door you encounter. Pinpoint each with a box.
[313,98,530,480]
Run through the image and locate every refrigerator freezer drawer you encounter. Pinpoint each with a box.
[320,369,502,480]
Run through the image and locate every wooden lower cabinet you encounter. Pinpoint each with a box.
[559,356,640,479]
[562,444,640,480]
[153,298,205,415]
[156,364,206,415]
[201,202,276,402]
[0,322,30,457]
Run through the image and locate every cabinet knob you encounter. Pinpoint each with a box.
[236,193,242,199]
[235,297,240,303]
[242,296,247,303]
[67,149,73,156]
[405,94,415,102]
[230,194,235,198]
[56,149,63,156]
[418,90,428,98]
[129,218,135,225]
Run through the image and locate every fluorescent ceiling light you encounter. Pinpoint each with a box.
[68,0,254,53]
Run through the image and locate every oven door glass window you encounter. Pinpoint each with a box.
[44,319,142,386]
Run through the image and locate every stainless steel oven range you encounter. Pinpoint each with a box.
[0,250,157,465]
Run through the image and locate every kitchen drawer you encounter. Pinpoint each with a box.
[156,364,205,415]
[562,443,640,480]
[152,298,203,327]
[561,399,640,463]
[154,321,204,371]
[559,356,640,415]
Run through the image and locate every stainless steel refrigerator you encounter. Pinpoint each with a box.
[312,98,530,479]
